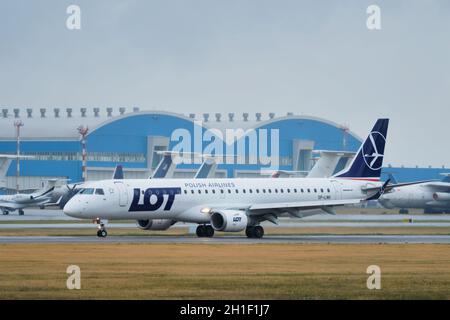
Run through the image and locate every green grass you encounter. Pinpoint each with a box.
[1,243,450,299]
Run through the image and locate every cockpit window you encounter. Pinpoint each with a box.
[95,189,105,195]
[80,188,94,195]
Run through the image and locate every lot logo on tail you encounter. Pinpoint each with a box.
[362,131,386,171]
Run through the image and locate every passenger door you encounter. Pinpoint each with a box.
[114,181,128,207]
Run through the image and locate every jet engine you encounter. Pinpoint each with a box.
[433,192,450,202]
[210,210,248,232]
[136,219,175,230]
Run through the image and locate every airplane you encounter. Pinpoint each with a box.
[0,185,55,215]
[379,173,450,214]
[63,119,390,238]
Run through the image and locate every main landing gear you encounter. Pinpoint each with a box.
[196,224,214,238]
[2,209,9,215]
[18,209,24,216]
[94,218,108,238]
[246,226,264,239]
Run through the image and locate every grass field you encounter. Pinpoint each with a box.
[1,243,450,299]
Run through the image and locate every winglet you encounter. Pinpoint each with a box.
[366,178,391,201]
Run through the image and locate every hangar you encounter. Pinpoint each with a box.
[0,107,447,190]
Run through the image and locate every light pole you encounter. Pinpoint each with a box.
[341,124,349,151]
[14,120,24,194]
[77,126,89,182]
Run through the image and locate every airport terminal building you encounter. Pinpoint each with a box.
[0,107,448,190]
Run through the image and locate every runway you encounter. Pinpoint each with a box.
[2,221,450,229]
[1,234,450,244]
[2,209,450,229]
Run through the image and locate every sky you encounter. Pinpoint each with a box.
[0,0,449,167]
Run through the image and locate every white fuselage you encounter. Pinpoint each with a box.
[63,177,377,222]
[379,184,449,210]
[0,194,50,208]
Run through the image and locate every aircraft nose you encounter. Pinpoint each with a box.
[63,198,82,217]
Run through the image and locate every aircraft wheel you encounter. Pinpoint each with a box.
[2,210,9,215]
[97,229,107,237]
[245,226,254,238]
[196,225,206,237]
[205,225,214,237]
[18,209,25,216]
[253,226,264,239]
[246,226,264,238]
[424,207,442,214]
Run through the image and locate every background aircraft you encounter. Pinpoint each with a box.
[0,185,55,215]
[379,173,450,214]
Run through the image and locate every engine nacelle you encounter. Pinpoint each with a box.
[136,219,175,231]
[433,192,450,202]
[210,210,248,232]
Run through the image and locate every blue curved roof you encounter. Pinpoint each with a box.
[87,111,362,155]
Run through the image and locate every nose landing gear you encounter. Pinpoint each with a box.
[94,218,108,238]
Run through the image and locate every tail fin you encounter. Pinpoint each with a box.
[333,119,389,181]
[151,153,174,179]
[112,165,124,179]
[194,158,218,179]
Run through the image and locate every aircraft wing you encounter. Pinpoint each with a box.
[363,180,437,193]
[423,182,450,192]
[210,198,362,224]
[30,186,55,199]
[41,196,63,207]
[247,199,361,213]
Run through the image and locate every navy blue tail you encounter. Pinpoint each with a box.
[152,153,173,178]
[333,119,389,180]
[112,165,124,179]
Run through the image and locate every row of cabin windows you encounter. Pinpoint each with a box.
[182,187,332,195]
